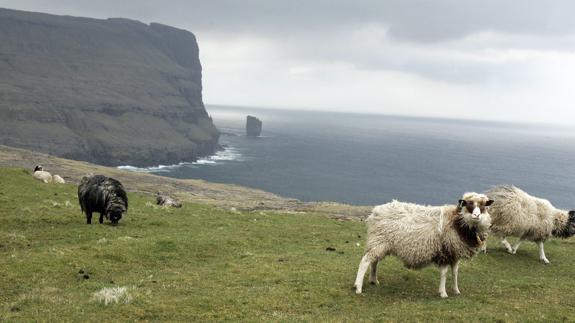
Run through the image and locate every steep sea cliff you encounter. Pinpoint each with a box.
[0,8,219,166]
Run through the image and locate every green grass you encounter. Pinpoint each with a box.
[0,168,574,322]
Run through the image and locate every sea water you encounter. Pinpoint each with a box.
[120,105,575,208]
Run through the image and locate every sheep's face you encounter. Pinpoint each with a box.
[458,195,493,231]
[108,207,125,225]
[562,211,575,238]
[553,211,575,238]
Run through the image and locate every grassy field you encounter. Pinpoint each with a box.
[0,167,574,322]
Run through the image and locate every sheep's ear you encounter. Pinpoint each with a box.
[486,200,494,206]
[569,210,575,218]
[458,200,467,208]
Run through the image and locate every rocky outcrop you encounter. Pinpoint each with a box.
[0,8,219,166]
[246,115,262,137]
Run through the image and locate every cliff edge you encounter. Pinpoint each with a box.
[0,8,219,166]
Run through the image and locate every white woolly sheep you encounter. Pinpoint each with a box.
[484,185,575,264]
[32,165,65,184]
[52,174,66,184]
[33,165,53,183]
[354,193,493,298]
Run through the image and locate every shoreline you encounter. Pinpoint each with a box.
[116,144,243,172]
[0,144,370,220]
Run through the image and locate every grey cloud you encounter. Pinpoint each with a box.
[3,1,570,84]
[3,0,575,42]
[2,0,575,123]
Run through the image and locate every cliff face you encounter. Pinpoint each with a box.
[0,8,219,167]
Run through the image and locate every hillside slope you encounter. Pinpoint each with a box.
[0,144,370,219]
[0,168,574,321]
[0,8,219,166]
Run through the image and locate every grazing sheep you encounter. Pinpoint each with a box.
[52,174,66,184]
[78,175,128,225]
[155,192,182,208]
[354,193,493,298]
[484,185,575,264]
[32,165,52,183]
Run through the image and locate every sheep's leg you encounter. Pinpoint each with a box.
[451,261,461,295]
[86,212,92,224]
[369,259,380,285]
[438,265,449,298]
[511,238,524,254]
[538,242,550,264]
[99,213,104,224]
[354,253,373,294]
[480,242,487,254]
[501,237,513,254]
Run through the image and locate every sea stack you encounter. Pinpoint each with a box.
[246,116,263,137]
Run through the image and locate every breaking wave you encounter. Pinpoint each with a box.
[118,146,243,173]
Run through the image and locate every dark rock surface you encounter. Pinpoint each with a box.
[0,8,219,166]
[246,115,262,137]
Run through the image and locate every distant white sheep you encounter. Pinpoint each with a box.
[32,165,65,184]
[354,193,493,298]
[52,174,65,184]
[33,165,53,183]
[485,185,575,264]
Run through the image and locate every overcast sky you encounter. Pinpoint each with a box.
[2,1,575,124]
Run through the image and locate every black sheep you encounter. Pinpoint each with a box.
[78,175,128,225]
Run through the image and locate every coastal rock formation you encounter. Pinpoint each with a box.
[0,8,219,167]
[246,115,263,137]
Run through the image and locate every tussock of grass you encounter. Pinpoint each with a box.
[0,167,574,321]
[92,287,133,305]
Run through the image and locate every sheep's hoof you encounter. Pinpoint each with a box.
[369,280,380,286]
[541,258,550,265]
[453,289,461,295]
[511,249,517,255]
[440,292,448,298]
[505,248,514,254]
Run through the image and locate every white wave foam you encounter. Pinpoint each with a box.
[118,162,193,173]
[117,146,243,173]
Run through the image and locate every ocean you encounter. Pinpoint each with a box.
[120,105,575,208]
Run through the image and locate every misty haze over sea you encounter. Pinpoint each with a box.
[122,106,575,208]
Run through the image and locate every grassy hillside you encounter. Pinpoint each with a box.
[0,144,371,219]
[0,168,573,322]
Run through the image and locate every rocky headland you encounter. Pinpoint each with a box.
[0,8,219,167]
